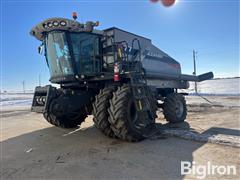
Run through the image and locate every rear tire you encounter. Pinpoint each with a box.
[147,86,158,120]
[163,93,187,123]
[108,84,156,142]
[93,86,116,138]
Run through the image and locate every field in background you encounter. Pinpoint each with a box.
[186,78,240,95]
[1,78,239,109]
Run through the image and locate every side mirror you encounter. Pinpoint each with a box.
[38,44,44,54]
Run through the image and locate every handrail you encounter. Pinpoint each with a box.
[131,38,141,62]
[131,38,142,72]
[93,36,99,74]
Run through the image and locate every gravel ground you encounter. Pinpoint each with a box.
[1,96,240,179]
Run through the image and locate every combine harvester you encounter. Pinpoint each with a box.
[30,14,213,141]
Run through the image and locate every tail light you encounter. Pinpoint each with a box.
[114,74,120,81]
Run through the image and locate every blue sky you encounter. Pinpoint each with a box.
[1,0,239,91]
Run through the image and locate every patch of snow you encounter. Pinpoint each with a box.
[181,78,240,96]
[0,93,33,107]
[0,78,239,108]
[161,129,240,148]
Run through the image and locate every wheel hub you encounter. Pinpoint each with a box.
[175,100,184,118]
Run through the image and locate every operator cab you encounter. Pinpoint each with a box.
[30,14,102,83]
[45,31,101,81]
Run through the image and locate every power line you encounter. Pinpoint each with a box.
[39,74,41,86]
[22,81,25,93]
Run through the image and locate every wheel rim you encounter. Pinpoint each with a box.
[176,100,184,119]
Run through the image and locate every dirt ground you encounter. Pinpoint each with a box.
[1,96,240,180]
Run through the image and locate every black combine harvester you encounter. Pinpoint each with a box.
[30,14,213,141]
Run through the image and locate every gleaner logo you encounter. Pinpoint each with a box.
[181,161,237,179]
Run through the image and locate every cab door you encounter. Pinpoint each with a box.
[70,33,101,76]
[79,37,101,75]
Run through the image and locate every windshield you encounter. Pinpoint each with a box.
[45,32,74,77]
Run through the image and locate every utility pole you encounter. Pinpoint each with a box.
[193,50,198,93]
[39,74,41,86]
[22,81,25,93]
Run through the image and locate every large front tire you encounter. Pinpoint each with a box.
[108,84,156,142]
[163,93,187,123]
[43,99,87,128]
[93,86,116,138]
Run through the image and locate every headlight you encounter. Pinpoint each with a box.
[47,22,53,28]
[42,23,47,29]
[60,21,67,26]
[53,21,59,27]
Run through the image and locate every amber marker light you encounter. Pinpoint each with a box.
[72,12,78,20]
[95,21,100,27]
